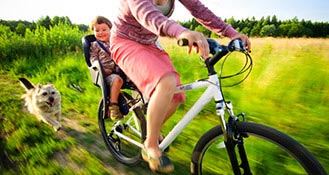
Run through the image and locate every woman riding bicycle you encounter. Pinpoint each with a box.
[109,0,251,173]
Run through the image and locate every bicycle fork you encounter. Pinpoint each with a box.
[217,101,252,175]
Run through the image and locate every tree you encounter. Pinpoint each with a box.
[15,22,26,36]
[52,16,72,26]
[278,24,290,37]
[250,23,262,37]
[287,23,304,37]
[260,24,276,37]
[37,16,52,29]
[226,17,237,28]
[195,25,211,37]
[300,19,313,37]
[262,16,271,26]
[241,27,251,36]
[77,24,89,32]
[271,15,279,27]
[186,19,200,30]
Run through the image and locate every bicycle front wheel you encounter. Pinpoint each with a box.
[98,91,146,166]
[191,122,326,175]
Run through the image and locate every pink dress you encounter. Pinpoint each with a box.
[110,0,238,102]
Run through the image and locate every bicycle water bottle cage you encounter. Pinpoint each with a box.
[228,39,246,52]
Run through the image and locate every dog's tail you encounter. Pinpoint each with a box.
[19,77,35,90]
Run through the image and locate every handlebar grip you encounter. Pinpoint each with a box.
[228,39,246,52]
[177,39,189,46]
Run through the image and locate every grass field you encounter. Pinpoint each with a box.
[1,37,328,174]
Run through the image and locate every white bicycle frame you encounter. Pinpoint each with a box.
[113,72,236,151]
[159,73,235,151]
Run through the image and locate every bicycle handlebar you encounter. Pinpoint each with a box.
[178,38,248,75]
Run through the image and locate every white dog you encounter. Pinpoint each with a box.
[19,78,62,131]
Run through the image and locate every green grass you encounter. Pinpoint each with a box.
[1,37,328,174]
[162,37,329,174]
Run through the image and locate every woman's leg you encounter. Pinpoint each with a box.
[143,73,177,158]
[164,101,180,123]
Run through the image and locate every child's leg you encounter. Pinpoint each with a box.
[105,74,123,104]
[106,74,124,120]
[110,75,123,104]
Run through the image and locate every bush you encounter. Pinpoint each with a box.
[0,23,86,67]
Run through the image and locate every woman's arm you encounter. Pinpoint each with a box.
[179,0,238,38]
[179,0,250,51]
[126,0,187,38]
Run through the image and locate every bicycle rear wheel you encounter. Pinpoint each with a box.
[191,122,326,175]
[98,91,146,165]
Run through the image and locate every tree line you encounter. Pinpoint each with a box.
[0,16,88,36]
[181,15,329,38]
[1,15,329,38]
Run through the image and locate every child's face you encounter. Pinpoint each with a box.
[93,23,111,42]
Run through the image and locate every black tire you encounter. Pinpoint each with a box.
[98,91,146,165]
[191,122,327,175]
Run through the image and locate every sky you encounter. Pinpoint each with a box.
[0,0,328,25]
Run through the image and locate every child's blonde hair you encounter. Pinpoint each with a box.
[90,16,112,31]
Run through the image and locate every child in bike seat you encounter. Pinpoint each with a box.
[89,16,124,120]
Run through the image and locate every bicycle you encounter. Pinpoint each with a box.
[82,35,327,174]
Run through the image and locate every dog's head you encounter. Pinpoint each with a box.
[33,83,61,107]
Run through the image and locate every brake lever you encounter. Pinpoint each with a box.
[228,39,246,52]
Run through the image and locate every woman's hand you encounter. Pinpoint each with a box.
[231,33,251,52]
[178,30,210,60]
